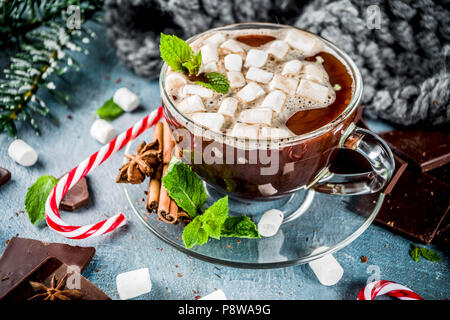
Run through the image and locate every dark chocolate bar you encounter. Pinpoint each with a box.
[0,237,95,298]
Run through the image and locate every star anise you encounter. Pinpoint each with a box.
[116,140,161,184]
[28,274,84,300]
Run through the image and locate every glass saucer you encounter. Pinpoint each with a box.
[123,139,384,269]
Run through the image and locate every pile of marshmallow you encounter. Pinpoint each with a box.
[166,29,333,139]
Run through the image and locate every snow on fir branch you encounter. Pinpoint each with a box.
[0,0,103,137]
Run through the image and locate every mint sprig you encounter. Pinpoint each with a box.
[196,72,230,94]
[159,33,229,94]
[162,158,260,248]
[25,175,58,225]
[409,245,442,262]
[96,98,124,121]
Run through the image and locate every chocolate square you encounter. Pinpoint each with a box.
[60,177,90,211]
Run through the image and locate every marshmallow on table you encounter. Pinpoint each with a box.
[236,82,265,103]
[178,95,206,114]
[218,97,239,117]
[165,73,187,91]
[266,40,290,60]
[245,49,268,68]
[245,67,273,84]
[230,123,259,139]
[183,84,214,98]
[260,90,286,113]
[200,44,219,64]
[113,87,140,112]
[224,54,243,72]
[191,112,225,132]
[296,79,330,104]
[301,63,329,84]
[285,29,324,57]
[282,60,303,76]
[238,108,273,126]
[308,247,344,286]
[258,209,284,237]
[260,127,291,139]
[205,33,226,46]
[220,39,244,53]
[90,119,116,144]
[199,289,227,300]
[227,71,246,88]
[8,139,38,167]
[116,268,152,300]
[269,74,298,96]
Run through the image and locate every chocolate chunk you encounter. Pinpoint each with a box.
[427,163,450,186]
[0,237,95,298]
[379,130,450,172]
[2,257,110,300]
[60,177,90,211]
[374,166,449,244]
[0,168,11,187]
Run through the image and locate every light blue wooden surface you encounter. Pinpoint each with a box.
[0,23,448,300]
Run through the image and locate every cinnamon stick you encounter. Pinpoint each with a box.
[157,164,175,223]
[163,120,175,164]
[146,122,164,213]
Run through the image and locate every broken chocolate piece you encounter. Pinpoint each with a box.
[0,237,95,298]
[374,166,449,244]
[60,177,90,212]
[0,168,11,186]
[379,130,450,172]
[2,257,110,300]
[428,163,450,186]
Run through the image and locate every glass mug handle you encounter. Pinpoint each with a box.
[310,123,395,195]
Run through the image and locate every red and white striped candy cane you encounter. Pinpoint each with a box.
[358,280,423,300]
[45,106,164,239]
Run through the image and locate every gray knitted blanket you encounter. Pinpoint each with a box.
[105,0,450,126]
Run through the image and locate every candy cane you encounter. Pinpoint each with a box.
[45,106,164,239]
[358,280,423,300]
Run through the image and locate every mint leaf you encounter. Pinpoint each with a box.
[196,72,230,94]
[221,215,260,239]
[410,246,421,262]
[25,175,58,225]
[182,196,229,248]
[160,33,200,75]
[162,158,207,217]
[419,247,442,262]
[96,98,124,121]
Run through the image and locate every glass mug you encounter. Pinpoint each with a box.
[159,23,395,201]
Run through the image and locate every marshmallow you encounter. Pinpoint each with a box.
[296,79,329,104]
[230,123,259,139]
[308,247,344,286]
[165,73,187,91]
[200,44,218,64]
[285,29,324,57]
[258,183,278,196]
[218,97,239,117]
[8,139,38,167]
[260,127,291,139]
[238,108,273,126]
[269,74,298,96]
[220,39,244,53]
[90,119,116,144]
[224,54,243,72]
[245,49,268,68]
[245,67,273,84]
[236,82,265,103]
[113,87,140,112]
[199,289,227,300]
[116,268,152,300]
[203,62,218,73]
[282,60,303,76]
[260,90,286,113]
[178,95,206,114]
[183,84,213,98]
[266,40,290,60]
[258,209,284,237]
[205,33,226,46]
[191,112,225,132]
[227,71,246,88]
[301,63,329,84]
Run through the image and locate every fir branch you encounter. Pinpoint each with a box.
[0,0,103,137]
